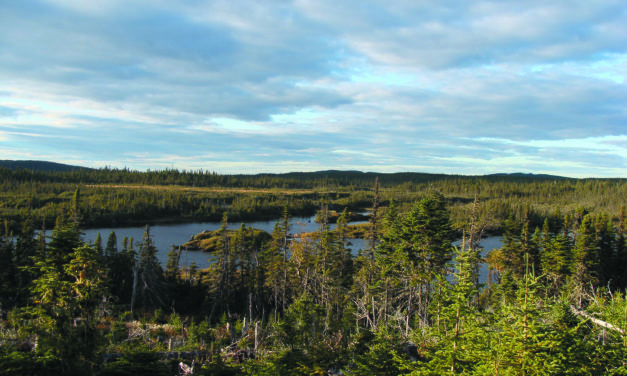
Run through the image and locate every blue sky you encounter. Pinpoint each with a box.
[0,0,625,177]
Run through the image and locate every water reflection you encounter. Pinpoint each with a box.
[83,216,367,269]
[83,219,502,284]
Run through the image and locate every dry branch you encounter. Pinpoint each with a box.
[569,305,624,335]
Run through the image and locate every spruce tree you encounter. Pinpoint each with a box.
[263,208,291,321]
[104,231,117,258]
[94,232,103,256]
[420,246,482,374]
[572,214,599,306]
[497,215,522,302]
[594,213,615,287]
[131,225,165,312]
[368,177,380,258]
[165,245,182,281]
[614,206,627,290]
[0,226,16,308]
[335,207,354,288]
[491,269,562,375]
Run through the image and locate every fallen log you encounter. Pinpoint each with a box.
[569,305,624,335]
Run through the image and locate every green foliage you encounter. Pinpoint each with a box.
[2,166,625,235]
[571,215,600,305]
[349,328,410,376]
[197,358,245,375]
[131,226,166,311]
[99,351,169,376]
[252,348,314,376]
[410,247,484,375]
[278,292,324,349]
[0,344,64,376]
[187,319,213,348]
[2,172,627,374]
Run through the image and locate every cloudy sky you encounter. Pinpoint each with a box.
[1,0,625,177]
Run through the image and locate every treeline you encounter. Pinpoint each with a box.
[0,182,321,231]
[1,165,458,189]
[2,163,622,190]
[1,166,625,236]
[1,189,627,374]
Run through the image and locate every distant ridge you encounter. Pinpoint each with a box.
[0,160,91,172]
[0,160,571,180]
[256,170,568,180]
[485,172,567,179]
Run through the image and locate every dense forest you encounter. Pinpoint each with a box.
[1,165,627,375]
[0,164,624,233]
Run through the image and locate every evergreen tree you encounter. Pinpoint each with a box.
[46,213,82,274]
[367,177,380,258]
[353,187,386,331]
[493,215,522,302]
[70,187,82,226]
[0,225,16,308]
[208,213,234,320]
[378,199,403,257]
[572,214,599,306]
[399,192,453,329]
[93,232,103,256]
[131,226,165,312]
[64,244,109,361]
[520,207,541,275]
[28,254,74,372]
[104,231,118,258]
[540,218,572,294]
[335,207,354,288]
[403,192,453,276]
[14,212,39,302]
[313,202,349,331]
[465,194,485,292]
[26,229,107,371]
[404,244,485,375]
[615,206,627,290]
[264,208,291,321]
[489,270,562,375]
[106,232,135,307]
[121,236,129,254]
[594,212,615,287]
[165,245,182,281]
[422,245,482,374]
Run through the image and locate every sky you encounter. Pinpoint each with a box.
[0,0,626,177]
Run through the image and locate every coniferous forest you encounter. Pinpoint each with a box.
[1,165,627,375]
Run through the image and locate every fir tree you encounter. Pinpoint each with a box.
[572,214,599,306]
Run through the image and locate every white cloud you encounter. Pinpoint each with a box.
[0,0,625,177]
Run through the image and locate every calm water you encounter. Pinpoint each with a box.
[83,218,502,283]
[454,236,503,285]
[83,216,368,269]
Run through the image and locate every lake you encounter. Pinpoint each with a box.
[82,218,502,283]
[83,216,367,269]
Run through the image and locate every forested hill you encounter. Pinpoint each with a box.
[1,166,627,374]
[0,160,90,172]
[0,160,574,189]
[3,160,622,232]
[485,172,567,179]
